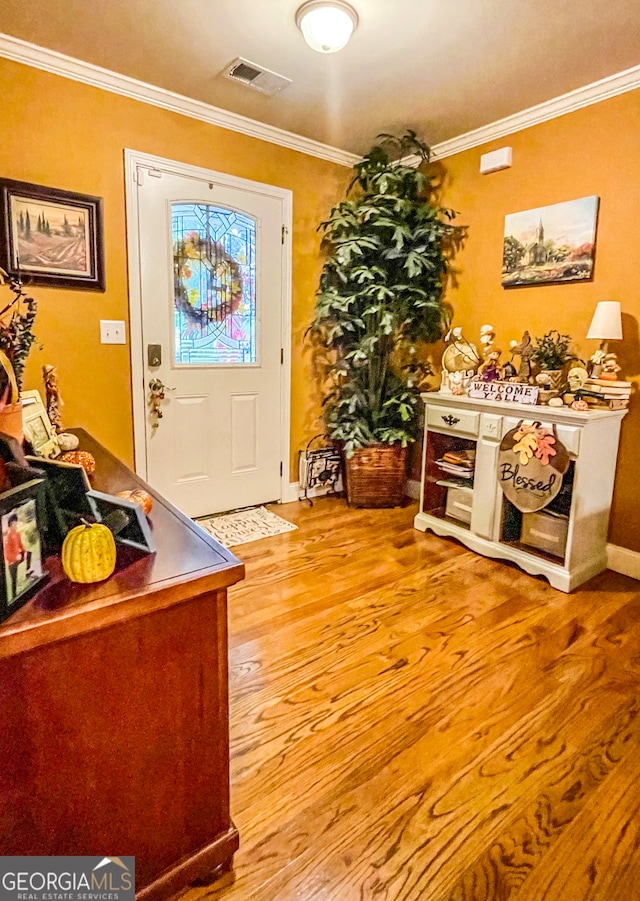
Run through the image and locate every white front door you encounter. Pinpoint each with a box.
[128,155,290,518]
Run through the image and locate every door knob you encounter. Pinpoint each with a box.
[148,377,175,427]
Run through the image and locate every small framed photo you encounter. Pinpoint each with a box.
[0,479,49,622]
[87,490,156,554]
[25,455,92,550]
[22,390,60,459]
[0,177,105,291]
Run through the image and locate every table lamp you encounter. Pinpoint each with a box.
[586,300,622,376]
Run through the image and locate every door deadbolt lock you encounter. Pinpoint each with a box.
[148,344,162,367]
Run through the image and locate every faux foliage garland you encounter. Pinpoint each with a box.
[0,269,38,398]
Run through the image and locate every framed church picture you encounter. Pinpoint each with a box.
[502,196,599,288]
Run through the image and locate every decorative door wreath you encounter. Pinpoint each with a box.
[498,421,570,513]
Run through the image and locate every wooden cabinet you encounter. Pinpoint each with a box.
[0,431,244,900]
[414,394,626,592]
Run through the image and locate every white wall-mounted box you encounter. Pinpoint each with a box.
[480,147,512,174]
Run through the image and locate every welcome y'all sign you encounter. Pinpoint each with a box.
[469,380,539,404]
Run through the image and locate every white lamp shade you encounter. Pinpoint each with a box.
[587,301,623,340]
[296,1,358,53]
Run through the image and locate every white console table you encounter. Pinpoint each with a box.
[414,392,626,592]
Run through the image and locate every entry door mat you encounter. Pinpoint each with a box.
[197,506,298,548]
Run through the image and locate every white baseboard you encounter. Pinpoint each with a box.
[286,479,420,504]
[607,543,640,581]
[282,482,300,503]
[284,481,342,503]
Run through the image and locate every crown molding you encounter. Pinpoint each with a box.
[2,32,640,168]
[0,32,359,169]
[432,63,640,159]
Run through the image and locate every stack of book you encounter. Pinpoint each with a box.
[436,449,475,482]
[582,377,632,410]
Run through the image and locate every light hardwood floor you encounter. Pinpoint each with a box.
[182,497,640,901]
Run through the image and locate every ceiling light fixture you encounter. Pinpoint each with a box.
[295,0,358,53]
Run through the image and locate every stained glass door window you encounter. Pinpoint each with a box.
[172,202,257,365]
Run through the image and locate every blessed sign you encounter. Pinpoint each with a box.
[498,423,570,513]
[468,380,539,405]
[499,459,561,511]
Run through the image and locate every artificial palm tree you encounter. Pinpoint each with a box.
[310,131,463,505]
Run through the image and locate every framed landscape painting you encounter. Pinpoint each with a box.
[502,195,599,288]
[0,178,105,290]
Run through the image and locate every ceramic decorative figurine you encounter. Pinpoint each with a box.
[43,364,63,433]
[567,367,589,392]
[440,327,481,394]
[57,432,80,452]
[535,372,558,404]
[447,370,468,395]
[510,331,536,383]
[503,358,518,380]
[588,347,607,378]
[600,353,621,379]
[477,348,503,381]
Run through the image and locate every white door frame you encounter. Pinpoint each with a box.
[124,148,293,503]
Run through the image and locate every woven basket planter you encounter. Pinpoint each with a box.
[343,444,408,507]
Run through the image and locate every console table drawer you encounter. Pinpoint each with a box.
[426,405,480,437]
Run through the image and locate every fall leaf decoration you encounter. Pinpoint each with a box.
[534,433,557,466]
[513,429,539,464]
[510,423,561,467]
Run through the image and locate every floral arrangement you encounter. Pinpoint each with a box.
[0,269,38,399]
[531,330,576,371]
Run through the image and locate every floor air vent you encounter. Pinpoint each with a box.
[223,58,292,95]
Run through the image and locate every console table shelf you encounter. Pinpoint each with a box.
[414,393,626,592]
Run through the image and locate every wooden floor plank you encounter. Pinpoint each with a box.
[177,498,640,901]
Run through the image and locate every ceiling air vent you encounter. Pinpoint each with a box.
[223,58,292,96]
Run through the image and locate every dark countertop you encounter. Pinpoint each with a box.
[0,428,244,658]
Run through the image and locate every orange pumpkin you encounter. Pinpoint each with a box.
[116,488,153,516]
[60,450,96,475]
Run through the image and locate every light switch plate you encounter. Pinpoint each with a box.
[100,320,126,344]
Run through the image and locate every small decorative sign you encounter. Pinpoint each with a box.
[498,422,570,513]
[298,435,342,504]
[469,380,539,405]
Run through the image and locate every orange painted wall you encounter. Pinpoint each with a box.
[0,57,348,477]
[438,88,640,551]
[2,56,639,553]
